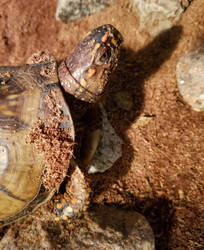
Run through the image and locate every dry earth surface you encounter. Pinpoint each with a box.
[0,0,203,249]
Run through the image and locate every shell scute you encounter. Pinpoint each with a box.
[0,60,74,224]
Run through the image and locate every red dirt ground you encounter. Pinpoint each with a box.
[0,0,203,249]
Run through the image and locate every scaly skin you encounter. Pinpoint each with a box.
[59,24,123,103]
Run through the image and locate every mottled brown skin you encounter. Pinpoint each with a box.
[59,24,123,103]
[0,24,123,225]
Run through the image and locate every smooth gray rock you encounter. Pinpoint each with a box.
[56,0,114,22]
[88,107,123,174]
[66,205,155,250]
[132,0,192,37]
[176,47,204,112]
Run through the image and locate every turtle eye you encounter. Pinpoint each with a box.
[96,47,111,65]
[100,52,108,62]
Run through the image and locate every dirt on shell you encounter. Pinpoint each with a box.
[29,120,74,191]
[0,0,204,249]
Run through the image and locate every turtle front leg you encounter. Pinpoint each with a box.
[53,102,103,220]
[54,159,91,221]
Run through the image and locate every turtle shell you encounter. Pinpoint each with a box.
[0,59,74,227]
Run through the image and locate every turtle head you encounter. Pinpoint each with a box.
[58,24,123,103]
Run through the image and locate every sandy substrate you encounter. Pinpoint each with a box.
[0,0,203,249]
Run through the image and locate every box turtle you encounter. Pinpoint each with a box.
[0,24,123,227]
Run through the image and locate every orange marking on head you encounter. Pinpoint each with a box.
[61,199,66,204]
[101,31,109,43]
[85,200,90,205]
[85,68,96,79]
[56,195,61,199]
[62,215,68,220]
[108,63,111,68]
[85,193,89,199]
[111,38,118,47]
[56,203,63,209]
[78,212,82,217]
[91,43,100,55]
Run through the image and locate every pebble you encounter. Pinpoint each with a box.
[132,0,192,37]
[132,115,154,129]
[87,107,123,173]
[65,205,155,250]
[176,47,204,111]
[56,0,113,22]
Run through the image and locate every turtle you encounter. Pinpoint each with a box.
[0,24,123,227]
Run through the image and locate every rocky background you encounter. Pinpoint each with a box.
[0,0,203,249]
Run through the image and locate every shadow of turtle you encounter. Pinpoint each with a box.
[90,25,183,249]
[90,197,174,250]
